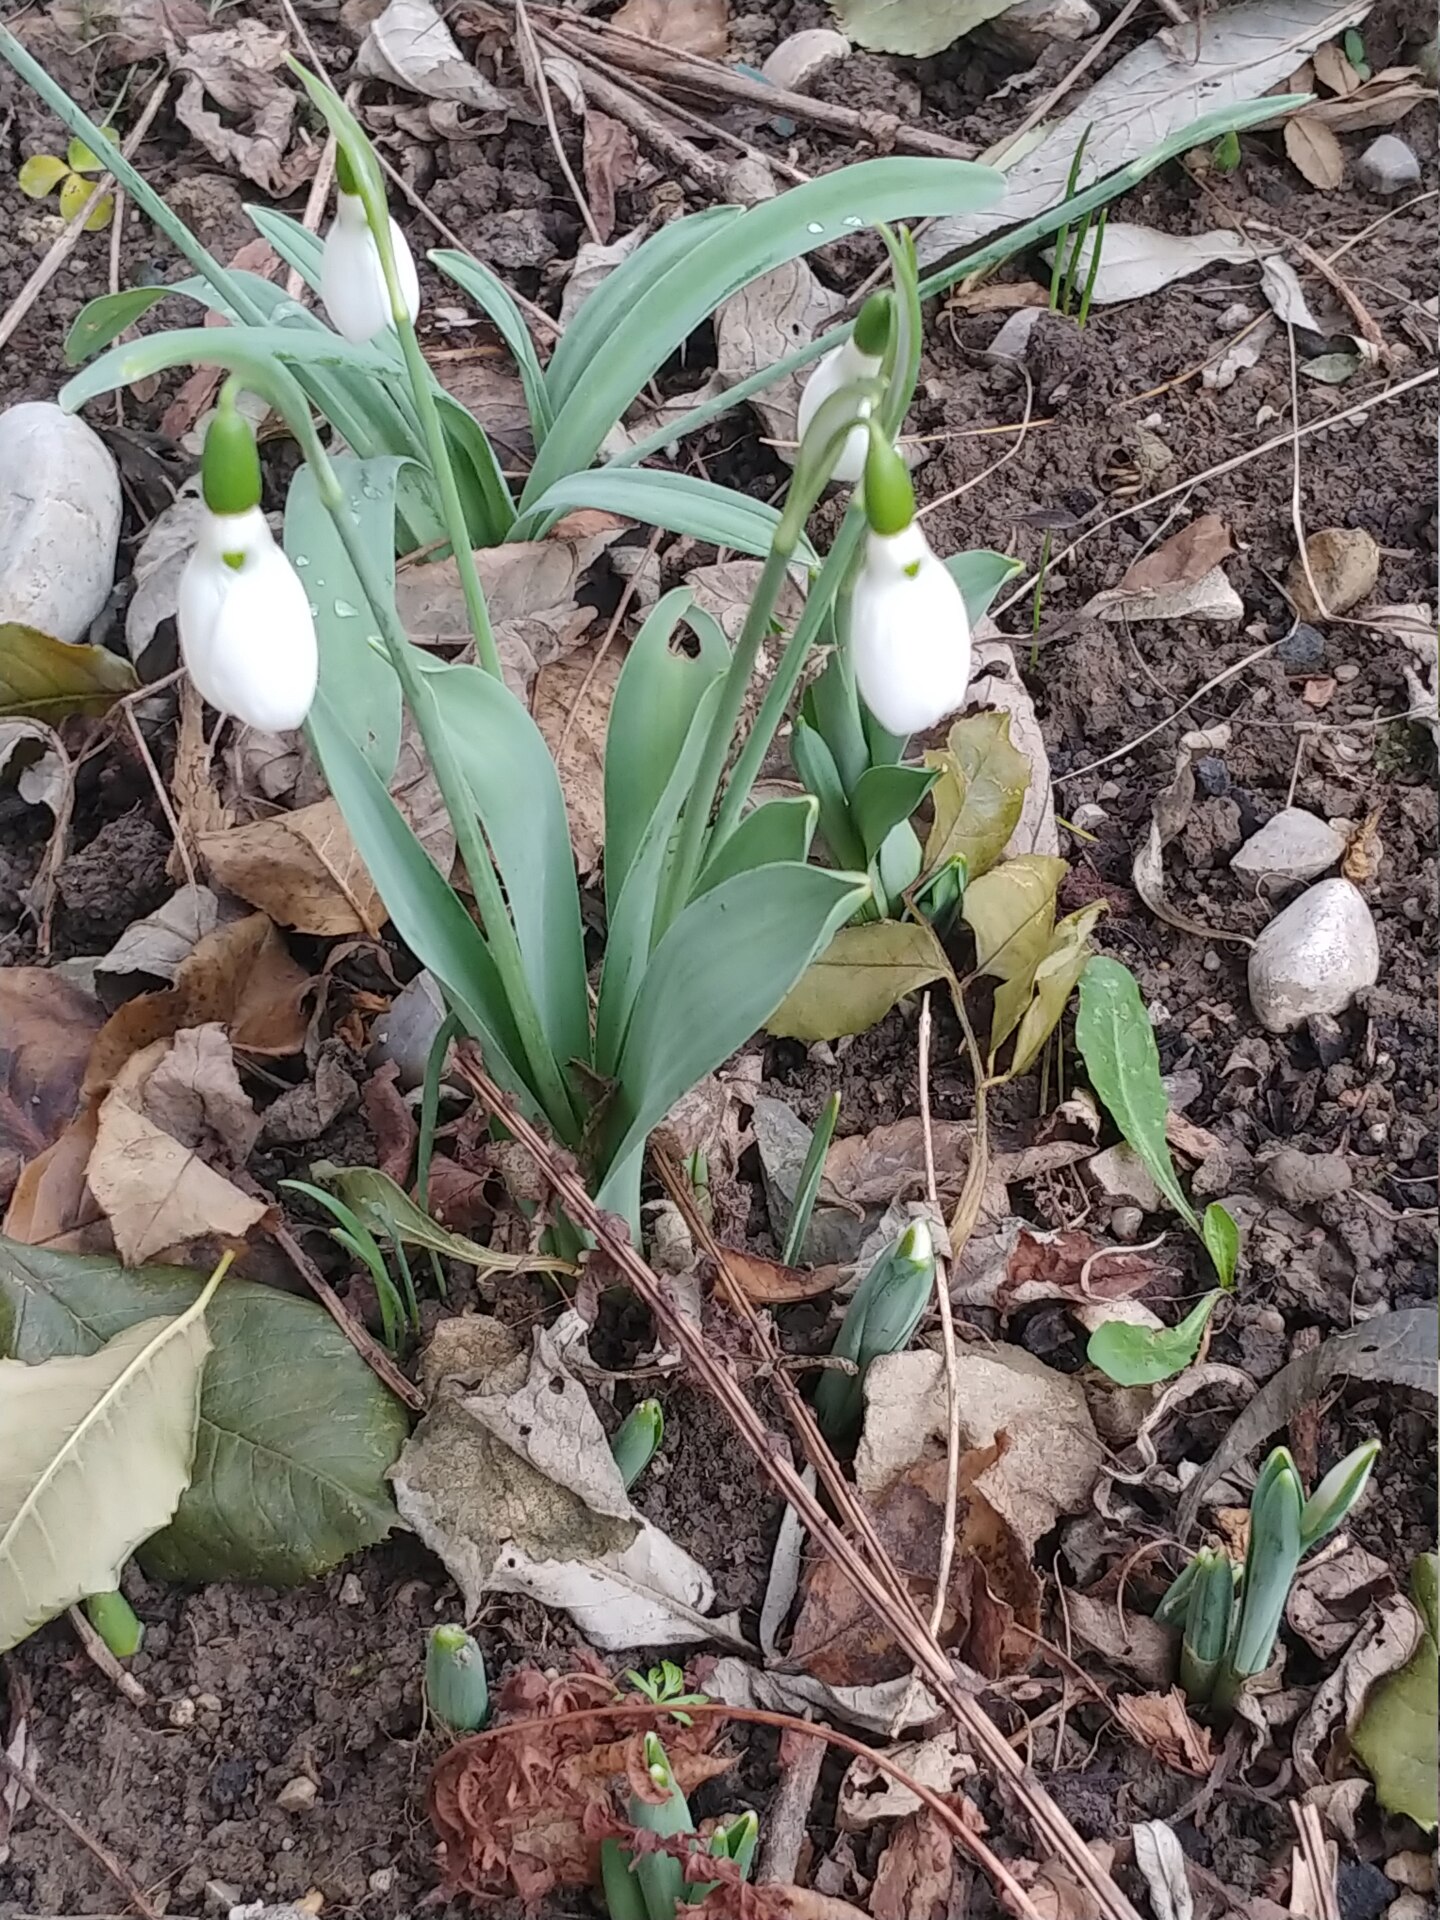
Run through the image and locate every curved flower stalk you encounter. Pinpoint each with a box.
[177,381,318,731]
[320,148,420,345]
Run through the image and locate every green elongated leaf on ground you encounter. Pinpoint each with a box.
[60,325,391,413]
[834,0,1015,57]
[524,158,1004,507]
[64,285,171,364]
[1007,900,1106,1078]
[923,711,1031,882]
[767,918,951,1043]
[1352,1553,1439,1831]
[516,468,813,564]
[0,1238,409,1587]
[302,1165,564,1275]
[429,248,554,440]
[946,548,1024,623]
[792,716,866,872]
[962,854,1066,1056]
[1087,1290,1218,1387]
[599,865,870,1189]
[1075,954,1199,1229]
[1202,1202,1240,1290]
[1,622,137,719]
[286,455,405,783]
[0,1253,221,1651]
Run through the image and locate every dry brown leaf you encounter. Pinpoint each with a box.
[611,0,728,57]
[1,1102,109,1254]
[362,1062,417,1185]
[173,19,315,195]
[947,278,1052,313]
[869,1808,952,1920]
[88,1072,270,1265]
[791,1441,1041,1687]
[582,108,641,245]
[1064,1588,1177,1688]
[138,1023,260,1166]
[823,1118,971,1210]
[0,969,103,1188]
[955,1222,1161,1318]
[1341,807,1383,883]
[86,913,311,1094]
[1112,1688,1215,1776]
[1312,40,1362,94]
[199,798,382,938]
[1285,114,1345,189]
[1119,514,1234,593]
[532,638,623,878]
[838,1728,976,1829]
[1286,1541,1393,1657]
[1305,68,1429,131]
[721,1247,840,1304]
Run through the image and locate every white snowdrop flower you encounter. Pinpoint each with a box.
[795,291,891,485]
[320,185,419,346]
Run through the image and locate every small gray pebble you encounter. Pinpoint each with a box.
[1278,623,1325,670]
[1111,1205,1144,1241]
[1355,135,1421,195]
[1261,1146,1352,1207]
[1194,755,1230,796]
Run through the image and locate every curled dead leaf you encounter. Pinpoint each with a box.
[0,970,103,1196]
[1112,1687,1215,1775]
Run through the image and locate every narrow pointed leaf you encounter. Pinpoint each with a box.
[516,467,810,562]
[429,248,554,438]
[850,764,939,862]
[694,796,818,897]
[64,286,170,364]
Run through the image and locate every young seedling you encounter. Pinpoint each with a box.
[782,1090,840,1266]
[83,1589,144,1658]
[17,128,115,230]
[622,1660,709,1726]
[1162,1439,1381,1715]
[813,1220,935,1444]
[426,1624,490,1732]
[611,1400,664,1490]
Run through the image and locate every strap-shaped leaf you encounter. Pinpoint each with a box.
[524,158,1003,509]
[434,389,517,545]
[245,203,328,301]
[604,590,730,918]
[792,716,866,871]
[0,1262,220,1651]
[515,468,810,563]
[305,689,538,1114]
[693,796,817,897]
[850,764,939,863]
[429,247,554,439]
[286,456,405,783]
[409,661,590,1081]
[64,285,170,364]
[598,864,869,1187]
[543,205,741,413]
[803,652,869,793]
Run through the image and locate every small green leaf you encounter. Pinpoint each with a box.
[1087,1291,1218,1387]
[1352,1553,1438,1830]
[304,1164,564,1276]
[1075,955,1199,1230]
[923,710,1031,882]
[1343,27,1371,76]
[66,132,110,173]
[0,623,137,719]
[1007,899,1106,1078]
[768,918,951,1042]
[1301,352,1363,386]
[58,170,111,229]
[1201,1202,1239,1290]
[850,764,939,863]
[17,153,68,198]
[961,853,1066,1055]
[945,549,1023,625]
[1211,129,1242,174]
[64,285,171,365]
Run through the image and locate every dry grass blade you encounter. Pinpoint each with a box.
[0,1744,160,1919]
[455,1048,1145,1920]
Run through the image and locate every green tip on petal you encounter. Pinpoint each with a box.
[334,143,360,197]
[853,290,894,357]
[201,382,262,517]
[862,428,914,537]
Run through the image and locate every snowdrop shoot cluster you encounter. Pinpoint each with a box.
[795,290,892,485]
[850,431,972,737]
[319,147,419,345]
[177,381,318,731]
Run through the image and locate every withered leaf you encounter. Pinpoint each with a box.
[0,969,103,1176]
[1112,1688,1215,1775]
[1119,514,1234,594]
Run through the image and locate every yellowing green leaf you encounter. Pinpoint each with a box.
[1352,1554,1439,1831]
[1008,900,1105,1077]
[767,919,951,1042]
[66,132,112,174]
[923,710,1031,883]
[961,854,1066,1056]
[0,1264,221,1651]
[58,170,112,230]
[17,153,68,199]
[832,0,1015,57]
[0,622,137,720]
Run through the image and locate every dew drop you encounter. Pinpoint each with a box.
[333,597,359,618]
[806,221,824,234]
[307,602,320,618]
[842,216,863,228]
[293,554,310,568]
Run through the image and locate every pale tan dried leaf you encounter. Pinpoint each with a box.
[173,20,313,195]
[531,639,623,877]
[1312,39,1362,94]
[1119,514,1234,593]
[87,1086,269,1265]
[1285,113,1345,188]
[0,1105,107,1254]
[582,108,641,245]
[198,798,382,938]
[1112,1688,1214,1775]
[1340,807,1383,882]
[611,0,728,57]
[137,1024,261,1166]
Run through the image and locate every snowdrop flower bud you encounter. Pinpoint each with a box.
[177,383,318,732]
[319,149,419,345]
[796,291,892,485]
[850,432,971,738]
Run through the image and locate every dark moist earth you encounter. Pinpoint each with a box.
[1,0,1436,1913]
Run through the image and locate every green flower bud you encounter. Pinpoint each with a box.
[611,1399,664,1490]
[335,142,360,197]
[425,1623,489,1732]
[862,427,915,539]
[201,380,262,517]
[853,290,894,357]
[1299,1439,1380,1548]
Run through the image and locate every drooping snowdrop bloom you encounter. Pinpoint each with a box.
[850,432,971,738]
[795,291,892,485]
[177,383,318,731]
[319,152,419,345]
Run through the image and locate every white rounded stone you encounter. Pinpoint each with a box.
[1247,879,1379,1033]
[0,401,122,642]
[1231,807,1346,889]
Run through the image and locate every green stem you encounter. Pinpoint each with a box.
[83,1589,144,1658]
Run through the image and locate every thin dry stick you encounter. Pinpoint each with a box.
[125,705,198,896]
[918,368,1035,518]
[0,1745,160,1920]
[67,1604,147,1708]
[556,524,663,755]
[917,992,962,1640]
[515,0,603,247]
[288,120,342,301]
[1056,637,1279,782]
[990,367,1436,624]
[269,1220,424,1411]
[1290,1800,1341,1920]
[0,75,169,354]
[457,1054,1144,1920]
[1285,320,1331,622]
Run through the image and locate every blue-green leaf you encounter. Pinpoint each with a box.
[60,326,391,414]
[245,204,327,300]
[792,717,865,871]
[1087,1291,1218,1387]
[604,590,730,918]
[598,864,870,1191]
[64,286,171,365]
[434,390,517,545]
[285,457,405,782]
[693,796,818,897]
[516,467,811,563]
[850,764,939,863]
[525,159,1004,507]
[429,248,554,439]
[946,548,1023,624]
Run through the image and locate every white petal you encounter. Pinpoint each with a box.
[851,524,972,737]
[179,513,318,731]
[320,193,419,345]
[796,339,882,485]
